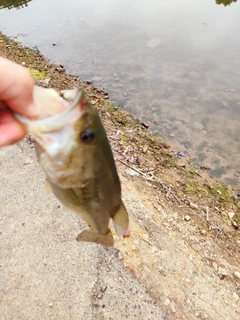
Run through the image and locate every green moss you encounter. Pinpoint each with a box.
[28,68,48,80]
[161,154,177,167]
[207,183,232,202]
[183,182,199,193]
[183,182,207,196]
[233,215,240,225]
[121,133,128,142]
[186,171,196,179]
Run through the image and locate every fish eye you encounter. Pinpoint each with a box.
[80,129,95,143]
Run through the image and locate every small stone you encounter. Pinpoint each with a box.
[49,303,53,307]
[143,145,148,153]
[212,262,218,271]
[218,267,229,277]
[118,252,124,261]
[170,133,175,137]
[231,220,238,229]
[193,122,204,130]
[228,212,235,219]
[97,293,103,299]
[93,303,100,307]
[190,202,198,209]
[22,62,26,66]
[164,298,170,306]
[233,292,239,301]
[170,302,176,313]
[141,122,149,129]
[233,271,240,280]
[184,215,191,222]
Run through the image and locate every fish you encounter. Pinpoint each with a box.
[15,85,130,247]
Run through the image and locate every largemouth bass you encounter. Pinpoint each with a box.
[15,86,130,247]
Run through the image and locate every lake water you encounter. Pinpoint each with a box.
[0,0,240,187]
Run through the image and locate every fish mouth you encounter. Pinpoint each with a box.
[14,87,84,133]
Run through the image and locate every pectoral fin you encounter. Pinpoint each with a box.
[76,229,114,247]
[112,202,130,238]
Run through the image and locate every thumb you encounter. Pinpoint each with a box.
[0,57,39,118]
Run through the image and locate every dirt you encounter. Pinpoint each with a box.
[0,32,240,320]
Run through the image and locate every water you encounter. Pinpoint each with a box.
[0,0,240,187]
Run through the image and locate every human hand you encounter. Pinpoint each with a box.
[0,57,39,147]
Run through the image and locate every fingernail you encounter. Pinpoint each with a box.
[27,100,40,118]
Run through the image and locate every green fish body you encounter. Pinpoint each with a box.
[15,86,130,246]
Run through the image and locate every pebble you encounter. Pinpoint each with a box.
[190,202,198,209]
[170,302,176,313]
[212,262,218,271]
[118,252,124,261]
[218,267,229,276]
[233,271,240,280]
[193,122,204,130]
[227,212,235,219]
[49,303,53,307]
[143,145,148,153]
[164,298,170,306]
[184,215,191,222]
[233,292,239,301]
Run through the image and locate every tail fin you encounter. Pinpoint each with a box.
[112,202,130,238]
[76,228,114,247]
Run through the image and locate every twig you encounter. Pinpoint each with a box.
[117,158,180,202]
[117,158,145,176]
